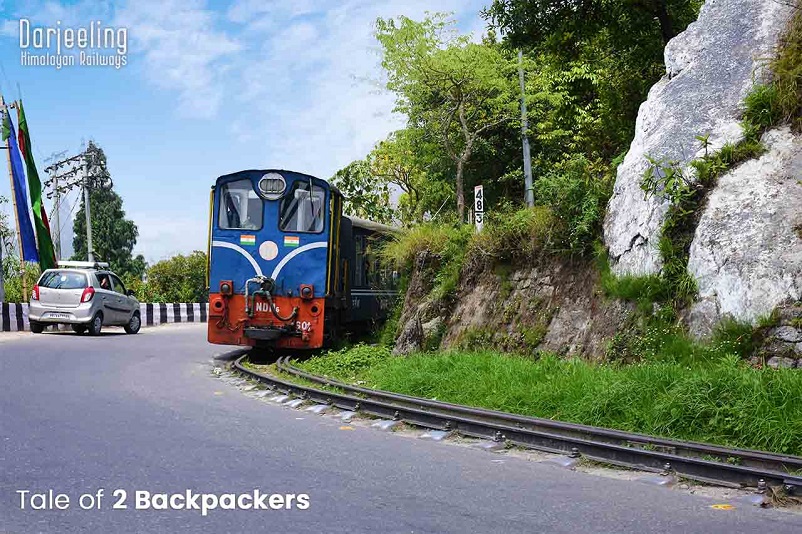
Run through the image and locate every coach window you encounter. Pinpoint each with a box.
[279,181,325,233]
[219,178,263,230]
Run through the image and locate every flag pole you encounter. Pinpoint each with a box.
[1,94,29,301]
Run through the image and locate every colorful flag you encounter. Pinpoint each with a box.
[17,100,56,270]
[283,235,300,247]
[1,105,39,263]
[240,234,256,246]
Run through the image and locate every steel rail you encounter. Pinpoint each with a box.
[234,355,802,494]
[278,359,802,474]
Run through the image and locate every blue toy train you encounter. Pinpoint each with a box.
[206,169,399,349]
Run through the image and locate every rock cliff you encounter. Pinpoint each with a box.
[687,127,802,334]
[603,0,793,275]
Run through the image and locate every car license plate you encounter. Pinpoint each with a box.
[48,312,70,319]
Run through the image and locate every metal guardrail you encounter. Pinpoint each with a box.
[233,355,802,494]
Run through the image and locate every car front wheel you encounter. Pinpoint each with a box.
[124,313,141,335]
[88,312,103,336]
[29,321,44,334]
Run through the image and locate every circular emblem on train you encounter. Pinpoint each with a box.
[258,172,286,200]
[259,240,279,261]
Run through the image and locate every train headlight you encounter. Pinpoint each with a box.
[258,173,286,200]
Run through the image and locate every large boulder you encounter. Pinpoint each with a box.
[603,0,793,275]
[687,128,802,335]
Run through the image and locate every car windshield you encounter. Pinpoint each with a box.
[39,271,88,290]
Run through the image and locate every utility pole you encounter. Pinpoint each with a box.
[518,50,534,208]
[83,174,93,262]
[80,140,93,262]
[44,149,92,262]
[44,150,67,260]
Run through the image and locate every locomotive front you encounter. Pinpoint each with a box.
[207,170,337,349]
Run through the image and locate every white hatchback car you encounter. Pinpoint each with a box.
[28,261,141,335]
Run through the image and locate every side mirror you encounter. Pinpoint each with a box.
[126,289,135,297]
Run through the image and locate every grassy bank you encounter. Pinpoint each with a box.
[296,345,802,456]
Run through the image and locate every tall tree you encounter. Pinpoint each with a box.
[484,0,701,50]
[375,15,519,222]
[330,160,395,225]
[71,141,145,278]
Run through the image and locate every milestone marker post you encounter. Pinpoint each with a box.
[474,185,484,233]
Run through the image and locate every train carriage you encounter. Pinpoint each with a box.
[207,169,398,349]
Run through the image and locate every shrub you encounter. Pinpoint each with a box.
[380,223,472,301]
[142,251,208,303]
[0,261,41,302]
[533,154,615,255]
[299,343,392,380]
[469,205,556,263]
[742,83,781,130]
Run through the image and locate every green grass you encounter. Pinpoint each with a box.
[771,4,802,130]
[380,206,556,303]
[296,346,802,455]
[380,222,473,301]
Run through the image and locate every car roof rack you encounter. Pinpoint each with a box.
[56,260,110,270]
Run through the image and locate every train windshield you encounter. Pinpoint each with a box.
[279,181,325,233]
[219,178,263,230]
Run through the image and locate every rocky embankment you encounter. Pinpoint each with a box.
[393,0,802,359]
[756,302,802,368]
[604,0,801,335]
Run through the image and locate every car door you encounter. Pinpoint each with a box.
[110,274,135,324]
[95,272,122,324]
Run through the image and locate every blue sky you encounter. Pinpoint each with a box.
[0,0,487,262]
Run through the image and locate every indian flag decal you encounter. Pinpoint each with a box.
[240,235,256,246]
[284,235,300,247]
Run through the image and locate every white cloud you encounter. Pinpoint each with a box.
[112,0,487,175]
[0,0,114,37]
[220,0,488,178]
[115,0,242,118]
[131,213,207,262]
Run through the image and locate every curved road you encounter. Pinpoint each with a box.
[1,324,800,533]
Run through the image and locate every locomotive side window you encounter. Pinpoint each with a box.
[279,181,325,233]
[219,179,263,230]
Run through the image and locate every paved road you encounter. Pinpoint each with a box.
[1,324,800,533]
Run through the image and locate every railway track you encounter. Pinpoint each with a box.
[233,355,802,494]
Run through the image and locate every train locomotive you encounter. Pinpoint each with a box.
[206,169,399,349]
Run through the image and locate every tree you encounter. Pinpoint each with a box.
[136,251,208,303]
[485,1,702,165]
[484,0,701,50]
[71,141,146,278]
[369,128,432,223]
[330,160,395,225]
[375,14,520,222]
[0,196,15,258]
